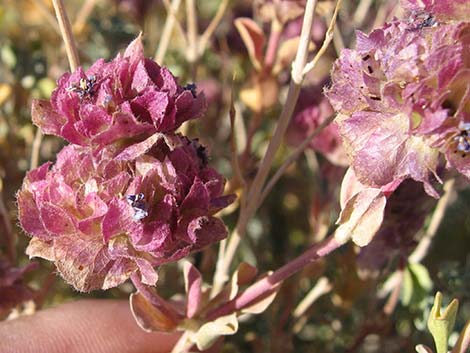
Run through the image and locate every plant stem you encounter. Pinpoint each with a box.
[409,178,455,264]
[198,0,230,57]
[52,0,80,72]
[258,114,335,207]
[292,277,331,319]
[244,0,318,222]
[353,0,373,27]
[32,0,61,35]
[73,0,97,35]
[263,20,283,73]
[292,277,332,333]
[162,0,188,46]
[210,0,319,296]
[185,0,198,64]
[155,0,182,63]
[30,128,43,170]
[207,234,341,320]
[302,0,342,76]
[383,265,404,316]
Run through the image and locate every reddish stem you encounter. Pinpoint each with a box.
[207,235,341,320]
[263,21,283,73]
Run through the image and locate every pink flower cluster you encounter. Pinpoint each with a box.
[18,36,233,292]
[326,1,470,197]
[33,36,205,148]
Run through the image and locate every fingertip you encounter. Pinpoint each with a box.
[0,300,179,353]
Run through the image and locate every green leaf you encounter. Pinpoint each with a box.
[401,264,433,309]
[409,263,433,292]
[401,266,414,306]
[427,292,459,353]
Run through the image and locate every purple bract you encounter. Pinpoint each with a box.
[18,135,234,292]
[32,35,206,149]
[326,18,470,197]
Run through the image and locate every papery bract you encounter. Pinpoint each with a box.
[326,19,470,197]
[18,136,233,292]
[356,180,436,276]
[32,35,206,149]
[335,168,401,247]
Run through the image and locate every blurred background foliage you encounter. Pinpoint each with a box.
[0,0,469,352]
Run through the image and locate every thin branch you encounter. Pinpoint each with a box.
[198,0,230,57]
[258,115,335,207]
[52,0,80,72]
[246,0,318,207]
[290,0,318,84]
[31,0,61,35]
[353,0,373,27]
[263,20,283,73]
[30,128,43,170]
[383,266,404,316]
[162,0,188,45]
[292,277,332,333]
[210,90,242,300]
[211,0,319,296]
[211,226,242,297]
[302,0,342,76]
[332,21,345,56]
[207,235,341,320]
[155,0,182,63]
[409,178,456,264]
[185,0,198,63]
[73,0,98,35]
[229,87,245,188]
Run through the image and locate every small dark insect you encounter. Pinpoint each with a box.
[367,65,373,74]
[407,13,437,31]
[369,95,381,101]
[196,145,208,167]
[185,138,208,167]
[67,75,97,100]
[362,55,371,61]
[184,83,198,98]
[126,193,148,221]
[454,122,470,154]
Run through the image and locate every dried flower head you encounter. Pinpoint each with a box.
[32,35,206,149]
[18,135,234,292]
[400,0,470,22]
[326,18,470,197]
